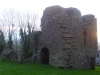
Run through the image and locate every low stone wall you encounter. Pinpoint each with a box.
[1,49,24,63]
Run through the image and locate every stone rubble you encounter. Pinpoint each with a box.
[1,49,24,63]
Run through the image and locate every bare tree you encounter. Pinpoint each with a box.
[0,9,19,49]
[17,11,38,31]
[18,12,38,58]
[0,9,38,56]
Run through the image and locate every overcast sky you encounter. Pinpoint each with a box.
[0,0,100,41]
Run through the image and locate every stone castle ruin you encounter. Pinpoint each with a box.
[0,5,97,70]
[36,5,97,69]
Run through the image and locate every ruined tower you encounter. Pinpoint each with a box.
[37,5,97,69]
[82,15,97,57]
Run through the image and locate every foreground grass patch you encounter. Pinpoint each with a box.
[0,61,100,75]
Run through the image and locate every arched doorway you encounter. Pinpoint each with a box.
[40,47,49,64]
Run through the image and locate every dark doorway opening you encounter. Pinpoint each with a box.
[40,47,49,64]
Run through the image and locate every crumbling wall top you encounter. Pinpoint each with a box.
[82,14,95,25]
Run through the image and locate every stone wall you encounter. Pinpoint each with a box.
[82,15,97,57]
[1,49,24,63]
[37,5,97,69]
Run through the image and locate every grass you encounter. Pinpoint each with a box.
[0,60,100,75]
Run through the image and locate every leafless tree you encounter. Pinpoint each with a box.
[0,9,38,50]
[17,11,38,31]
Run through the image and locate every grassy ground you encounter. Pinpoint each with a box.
[0,60,100,75]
